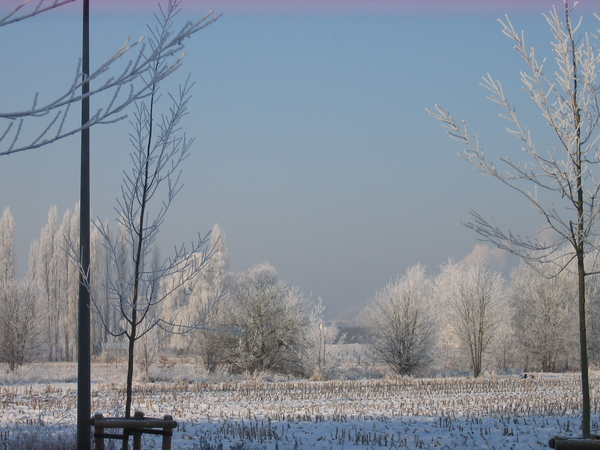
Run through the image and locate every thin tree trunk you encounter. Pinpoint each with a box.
[125,87,155,420]
[125,318,137,419]
[568,0,591,433]
[578,254,591,438]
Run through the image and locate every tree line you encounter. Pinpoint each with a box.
[0,206,340,379]
[358,257,595,377]
[0,204,594,379]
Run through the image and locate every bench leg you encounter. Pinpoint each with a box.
[92,413,105,450]
[162,415,174,450]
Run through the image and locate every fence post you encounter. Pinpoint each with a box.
[162,415,174,450]
[92,413,105,450]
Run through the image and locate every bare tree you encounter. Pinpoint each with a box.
[487,300,517,374]
[0,0,220,155]
[195,312,227,373]
[511,256,578,372]
[135,324,163,381]
[0,207,38,371]
[302,298,343,380]
[0,277,38,371]
[89,3,217,418]
[224,263,310,375]
[437,260,505,377]
[428,2,600,436]
[359,264,437,375]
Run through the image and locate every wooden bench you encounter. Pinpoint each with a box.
[90,411,177,450]
[549,436,600,450]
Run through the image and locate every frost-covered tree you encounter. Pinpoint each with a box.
[0,208,38,371]
[487,301,518,374]
[89,223,122,356]
[0,277,38,371]
[28,204,80,362]
[194,225,230,372]
[90,5,216,416]
[163,223,229,355]
[0,208,15,283]
[428,2,600,435]
[437,260,505,377]
[203,224,229,289]
[585,256,600,365]
[194,304,227,373]
[302,298,342,380]
[163,224,230,371]
[511,257,578,372]
[29,206,60,361]
[135,317,163,381]
[58,204,79,362]
[224,263,310,375]
[0,0,220,155]
[359,264,437,375]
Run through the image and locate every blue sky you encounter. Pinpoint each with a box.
[1,0,597,321]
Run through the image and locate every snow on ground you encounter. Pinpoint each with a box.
[0,362,598,449]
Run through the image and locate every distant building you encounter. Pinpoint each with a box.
[334,326,369,345]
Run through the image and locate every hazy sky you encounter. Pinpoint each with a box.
[1,0,597,321]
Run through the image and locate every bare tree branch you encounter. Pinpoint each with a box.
[0,0,221,155]
[0,0,75,27]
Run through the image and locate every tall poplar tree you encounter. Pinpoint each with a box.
[0,208,15,283]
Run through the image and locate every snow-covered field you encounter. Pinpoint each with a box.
[0,362,598,449]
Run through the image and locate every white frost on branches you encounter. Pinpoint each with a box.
[0,0,221,156]
[0,0,75,27]
[427,5,600,272]
[428,1,599,436]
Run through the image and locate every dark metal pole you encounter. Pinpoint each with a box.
[77,0,91,448]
